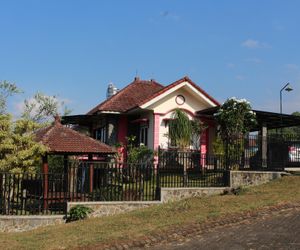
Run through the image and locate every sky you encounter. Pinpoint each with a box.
[1,0,300,116]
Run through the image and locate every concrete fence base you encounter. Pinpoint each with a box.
[0,215,65,232]
[230,171,286,188]
[67,201,161,218]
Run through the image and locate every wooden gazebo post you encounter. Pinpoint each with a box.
[88,154,94,193]
[64,154,68,192]
[42,154,49,210]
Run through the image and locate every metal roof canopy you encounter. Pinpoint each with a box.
[196,107,300,131]
[62,114,102,126]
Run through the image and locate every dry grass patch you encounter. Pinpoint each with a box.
[0,176,299,250]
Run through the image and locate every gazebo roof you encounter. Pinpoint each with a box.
[34,116,115,154]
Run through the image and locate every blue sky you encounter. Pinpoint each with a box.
[1,0,300,115]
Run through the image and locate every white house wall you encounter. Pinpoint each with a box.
[148,87,211,114]
[147,87,215,150]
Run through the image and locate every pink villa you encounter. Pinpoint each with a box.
[64,76,220,157]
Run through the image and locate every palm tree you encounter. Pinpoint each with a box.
[168,109,204,149]
[167,109,204,186]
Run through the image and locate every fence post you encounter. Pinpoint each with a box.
[155,148,161,200]
[261,125,268,168]
[42,155,49,211]
[225,137,229,170]
[88,154,94,194]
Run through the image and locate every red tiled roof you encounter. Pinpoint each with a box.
[87,76,219,115]
[139,76,220,107]
[87,77,164,114]
[35,117,115,154]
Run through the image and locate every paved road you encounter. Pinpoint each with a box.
[146,208,300,250]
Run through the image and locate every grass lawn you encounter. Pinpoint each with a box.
[0,175,300,250]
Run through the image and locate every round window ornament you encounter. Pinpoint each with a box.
[175,95,185,105]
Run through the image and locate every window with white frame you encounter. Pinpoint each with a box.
[140,125,148,146]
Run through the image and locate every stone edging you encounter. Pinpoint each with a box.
[93,201,300,250]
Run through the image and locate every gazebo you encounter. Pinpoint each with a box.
[34,116,116,209]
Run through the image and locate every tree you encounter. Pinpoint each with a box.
[0,81,22,114]
[168,109,204,149]
[0,114,47,173]
[0,82,48,173]
[22,92,72,123]
[214,97,257,169]
[214,97,257,141]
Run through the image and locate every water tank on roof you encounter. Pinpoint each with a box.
[106,83,118,99]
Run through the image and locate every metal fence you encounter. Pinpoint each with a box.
[0,161,159,215]
[0,157,232,215]
[193,133,300,171]
[158,149,229,188]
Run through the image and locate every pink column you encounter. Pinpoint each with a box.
[153,114,160,166]
[153,114,160,150]
[200,128,209,167]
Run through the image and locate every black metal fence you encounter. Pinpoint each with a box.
[223,134,300,170]
[0,172,66,215]
[0,161,159,215]
[2,133,299,216]
[158,149,229,188]
[0,157,232,215]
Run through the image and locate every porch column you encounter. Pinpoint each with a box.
[261,124,268,168]
[88,154,94,193]
[153,114,160,150]
[42,155,49,210]
[200,128,208,167]
[153,114,160,167]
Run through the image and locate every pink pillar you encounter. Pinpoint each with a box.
[200,128,209,167]
[153,114,160,166]
[153,114,160,150]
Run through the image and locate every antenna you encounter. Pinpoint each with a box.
[135,69,138,77]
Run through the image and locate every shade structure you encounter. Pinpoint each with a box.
[34,116,115,210]
[196,107,300,131]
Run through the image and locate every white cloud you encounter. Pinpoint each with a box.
[285,64,299,71]
[235,75,245,81]
[160,11,180,21]
[241,39,270,49]
[226,63,235,69]
[13,95,72,119]
[245,58,262,64]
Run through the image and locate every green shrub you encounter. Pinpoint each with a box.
[66,205,93,222]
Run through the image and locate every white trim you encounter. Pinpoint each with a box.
[140,81,217,109]
[98,111,121,114]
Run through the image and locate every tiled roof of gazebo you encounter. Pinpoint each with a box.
[35,116,115,154]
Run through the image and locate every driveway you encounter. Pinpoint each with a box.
[146,207,300,250]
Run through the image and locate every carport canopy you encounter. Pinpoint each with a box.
[196,107,300,131]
